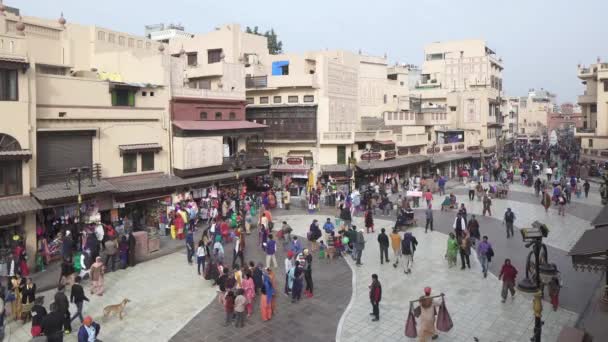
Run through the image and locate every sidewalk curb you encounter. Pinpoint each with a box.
[335,256,357,342]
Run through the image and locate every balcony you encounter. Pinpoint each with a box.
[578,94,596,105]
[415,79,441,89]
[414,111,449,126]
[172,87,245,101]
[320,131,354,145]
[246,74,319,89]
[396,133,428,147]
[0,34,27,60]
[577,67,595,79]
[223,153,270,169]
[354,130,393,142]
[574,128,596,137]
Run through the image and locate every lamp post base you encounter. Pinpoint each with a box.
[518,277,539,293]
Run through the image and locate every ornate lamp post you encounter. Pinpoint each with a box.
[65,166,96,238]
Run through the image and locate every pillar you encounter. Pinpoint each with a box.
[24,212,37,271]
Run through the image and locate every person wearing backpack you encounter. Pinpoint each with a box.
[503,208,516,239]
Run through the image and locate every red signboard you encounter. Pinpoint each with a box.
[361,152,382,161]
[384,150,396,159]
[286,157,303,165]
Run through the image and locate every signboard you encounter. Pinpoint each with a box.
[286,157,303,165]
[549,130,558,146]
[442,145,452,152]
[398,148,409,156]
[361,152,382,161]
[468,146,480,151]
[406,191,423,197]
[384,150,396,159]
[410,147,421,154]
[457,144,465,150]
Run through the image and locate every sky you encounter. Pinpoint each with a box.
[15,0,608,103]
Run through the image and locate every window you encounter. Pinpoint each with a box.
[141,152,154,172]
[288,96,298,103]
[142,91,147,96]
[118,36,125,46]
[36,65,65,76]
[215,112,222,120]
[246,97,254,105]
[449,106,457,112]
[0,161,22,197]
[383,94,387,104]
[425,53,444,61]
[400,81,405,86]
[229,112,236,120]
[589,139,593,148]
[591,104,597,113]
[273,96,282,104]
[97,31,105,41]
[111,89,134,106]
[123,154,137,173]
[272,61,289,75]
[108,33,115,43]
[303,95,314,103]
[208,49,223,64]
[187,53,198,66]
[200,112,208,120]
[0,69,18,101]
[604,81,608,92]
[128,38,135,48]
[150,92,154,97]
[259,96,269,104]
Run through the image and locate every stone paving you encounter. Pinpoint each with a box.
[171,230,352,342]
[7,250,218,342]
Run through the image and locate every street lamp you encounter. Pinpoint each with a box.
[65,166,96,238]
[430,141,437,176]
[479,139,484,169]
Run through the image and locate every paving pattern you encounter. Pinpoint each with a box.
[171,231,352,342]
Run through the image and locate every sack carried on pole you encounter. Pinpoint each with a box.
[436,297,454,332]
[404,303,417,338]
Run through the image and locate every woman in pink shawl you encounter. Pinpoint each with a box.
[242,272,256,317]
[89,256,105,296]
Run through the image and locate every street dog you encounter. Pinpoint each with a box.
[103,298,131,320]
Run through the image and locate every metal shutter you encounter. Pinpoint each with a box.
[37,132,93,185]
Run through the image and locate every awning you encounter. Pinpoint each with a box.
[31,180,116,203]
[357,155,429,172]
[0,56,29,69]
[109,81,163,90]
[321,164,349,174]
[0,196,42,218]
[432,153,474,164]
[591,206,608,227]
[119,143,162,156]
[173,120,267,131]
[270,164,311,173]
[375,140,395,145]
[0,149,32,161]
[569,228,608,256]
[487,123,503,127]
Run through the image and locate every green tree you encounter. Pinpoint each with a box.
[245,26,283,55]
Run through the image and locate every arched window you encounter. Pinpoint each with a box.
[0,134,23,197]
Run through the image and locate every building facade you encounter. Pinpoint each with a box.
[576,61,608,160]
[517,88,556,135]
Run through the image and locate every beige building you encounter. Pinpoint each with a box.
[517,88,556,135]
[576,61,608,158]
[501,96,519,140]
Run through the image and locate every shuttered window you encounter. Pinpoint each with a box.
[111,89,134,106]
[37,132,93,185]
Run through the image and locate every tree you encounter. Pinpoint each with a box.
[245,26,283,55]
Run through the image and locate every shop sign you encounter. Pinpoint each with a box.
[112,200,126,209]
[410,147,421,154]
[467,146,480,151]
[272,157,283,164]
[398,148,409,156]
[384,150,396,159]
[361,152,382,161]
[457,144,465,150]
[286,157,304,165]
[442,145,453,152]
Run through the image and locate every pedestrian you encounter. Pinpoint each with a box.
[58,258,74,288]
[452,212,466,240]
[368,274,382,322]
[364,208,375,234]
[54,285,71,335]
[233,234,245,268]
[390,229,402,267]
[103,237,118,272]
[468,180,476,200]
[223,290,235,326]
[423,189,433,206]
[89,256,104,296]
[401,232,418,274]
[546,166,553,181]
[498,259,518,303]
[340,204,352,228]
[242,272,255,317]
[21,277,36,322]
[445,233,459,268]
[233,288,247,327]
[213,235,225,264]
[503,208,516,239]
[322,218,335,234]
[260,276,273,321]
[284,251,294,295]
[377,228,390,264]
[233,264,243,289]
[41,303,65,342]
[482,194,492,216]
[127,231,136,267]
[265,234,277,269]
[118,236,128,269]
[557,194,566,216]
[77,315,100,342]
[583,180,590,198]
[308,220,322,252]
[299,249,314,297]
[290,236,303,255]
[467,214,480,246]
[196,240,207,276]
[289,260,303,303]
[459,233,471,270]
[425,204,434,233]
[418,287,440,341]
[541,190,552,213]
[252,262,264,295]
[31,296,47,337]
[355,227,366,266]
[70,276,89,324]
[477,236,493,278]
[547,271,562,311]
[185,232,194,265]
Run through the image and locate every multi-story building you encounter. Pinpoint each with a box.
[501,96,519,141]
[576,61,608,160]
[517,88,556,135]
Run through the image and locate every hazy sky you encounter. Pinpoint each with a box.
[16,0,608,103]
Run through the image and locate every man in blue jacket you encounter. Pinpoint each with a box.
[77,316,100,342]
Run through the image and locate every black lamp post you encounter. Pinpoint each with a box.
[65,166,95,241]
[430,141,437,176]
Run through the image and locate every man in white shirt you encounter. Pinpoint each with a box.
[546,167,553,182]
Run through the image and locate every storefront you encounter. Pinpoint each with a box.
[432,152,474,179]
[270,159,312,197]
[356,155,430,189]
[0,196,41,274]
